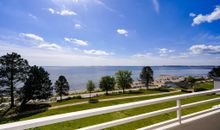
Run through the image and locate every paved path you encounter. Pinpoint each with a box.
[50,90,180,110]
[59,87,160,100]
[167,111,220,130]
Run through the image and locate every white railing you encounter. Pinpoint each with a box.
[0,89,220,130]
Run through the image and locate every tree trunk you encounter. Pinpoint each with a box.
[89,91,91,99]
[60,93,62,101]
[122,88,125,94]
[21,99,27,108]
[10,75,14,108]
[146,80,149,90]
[106,90,108,95]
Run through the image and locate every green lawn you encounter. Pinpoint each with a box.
[35,94,220,130]
[0,91,182,124]
[194,82,214,91]
[50,89,171,107]
[1,88,219,130]
[0,89,172,117]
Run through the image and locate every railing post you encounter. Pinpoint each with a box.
[176,99,181,124]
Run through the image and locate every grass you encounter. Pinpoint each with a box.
[194,82,214,92]
[35,94,220,130]
[0,89,171,117]
[50,89,172,107]
[0,91,182,124]
[1,86,219,130]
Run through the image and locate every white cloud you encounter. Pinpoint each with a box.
[1,42,219,66]
[48,8,55,14]
[59,9,77,16]
[94,0,116,12]
[178,53,189,58]
[64,37,88,46]
[159,48,175,56]
[152,0,160,14]
[28,13,37,20]
[19,33,62,51]
[83,49,113,56]
[192,6,220,26]
[20,33,44,42]
[117,29,128,36]
[189,44,220,54]
[132,53,152,58]
[38,43,61,50]
[74,24,81,29]
[189,13,196,17]
[48,8,77,16]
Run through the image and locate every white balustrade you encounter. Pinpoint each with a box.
[0,89,220,130]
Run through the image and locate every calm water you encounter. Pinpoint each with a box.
[44,66,214,90]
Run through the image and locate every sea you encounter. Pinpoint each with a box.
[43,66,214,90]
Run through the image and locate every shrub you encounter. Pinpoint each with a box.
[194,87,208,92]
[181,89,192,93]
[72,95,82,99]
[158,87,170,92]
[88,98,99,103]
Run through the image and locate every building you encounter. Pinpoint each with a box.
[214,77,220,95]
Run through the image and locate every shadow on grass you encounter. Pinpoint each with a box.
[0,103,51,124]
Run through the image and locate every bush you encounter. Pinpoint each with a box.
[126,89,144,94]
[72,95,82,99]
[158,87,170,92]
[118,91,123,94]
[194,87,208,92]
[57,95,82,102]
[88,99,99,103]
[181,89,192,93]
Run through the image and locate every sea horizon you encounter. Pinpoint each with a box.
[43,66,214,91]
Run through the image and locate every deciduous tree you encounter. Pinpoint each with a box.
[87,80,95,99]
[99,76,115,95]
[115,70,133,93]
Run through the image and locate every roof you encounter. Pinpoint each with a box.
[213,77,220,81]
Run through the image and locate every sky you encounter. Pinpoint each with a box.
[0,0,220,66]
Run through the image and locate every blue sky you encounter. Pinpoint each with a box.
[0,0,220,66]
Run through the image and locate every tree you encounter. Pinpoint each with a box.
[0,52,30,108]
[20,66,53,106]
[208,66,220,78]
[99,76,115,95]
[55,75,70,101]
[115,70,133,93]
[140,66,154,90]
[87,80,95,99]
[187,76,197,91]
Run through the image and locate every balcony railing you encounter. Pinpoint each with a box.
[1,89,220,130]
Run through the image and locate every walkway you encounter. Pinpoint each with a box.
[50,90,180,110]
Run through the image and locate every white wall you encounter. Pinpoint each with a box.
[214,81,220,89]
[214,80,220,95]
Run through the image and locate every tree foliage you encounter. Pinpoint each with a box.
[140,66,154,89]
[55,75,70,101]
[87,80,95,98]
[0,52,30,107]
[208,66,220,78]
[20,65,53,106]
[115,70,133,93]
[99,76,115,95]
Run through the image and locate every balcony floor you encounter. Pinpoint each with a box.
[168,112,220,130]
